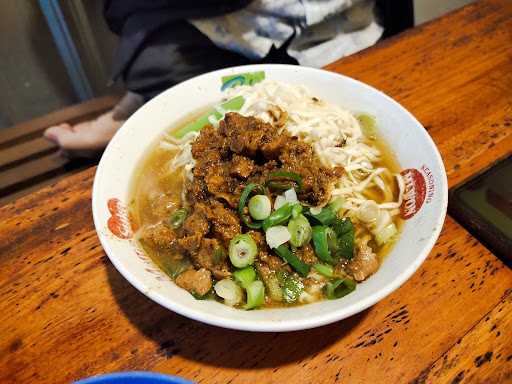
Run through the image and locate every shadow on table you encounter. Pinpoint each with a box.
[106,262,368,369]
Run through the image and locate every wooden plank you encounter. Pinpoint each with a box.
[0,94,119,148]
[0,168,89,207]
[0,95,118,203]
[0,152,69,196]
[0,137,57,169]
[417,289,512,384]
[0,152,95,200]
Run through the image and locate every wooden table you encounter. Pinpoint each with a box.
[1,1,511,383]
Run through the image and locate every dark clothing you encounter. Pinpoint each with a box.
[104,0,252,35]
[103,0,297,100]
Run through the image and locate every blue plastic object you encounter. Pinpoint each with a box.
[74,372,194,384]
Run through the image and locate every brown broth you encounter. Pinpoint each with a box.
[130,106,211,228]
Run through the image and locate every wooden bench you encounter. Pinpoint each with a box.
[0,94,120,206]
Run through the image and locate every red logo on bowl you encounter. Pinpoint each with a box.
[107,198,133,239]
[400,168,427,219]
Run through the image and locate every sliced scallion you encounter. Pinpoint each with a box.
[229,234,257,268]
[265,225,291,249]
[262,202,293,231]
[332,218,355,259]
[266,171,303,192]
[284,188,298,203]
[328,197,345,213]
[248,195,271,220]
[233,266,257,289]
[325,278,356,299]
[277,271,304,303]
[212,246,227,265]
[357,114,378,139]
[263,272,283,302]
[375,222,397,246]
[274,195,287,210]
[244,280,265,309]
[288,214,312,247]
[291,203,303,219]
[305,206,337,226]
[167,208,188,229]
[214,279,243,306]
[313,263,334,278]
[312,226,336,264]
[274,244,310,277]
[238,183,265,229]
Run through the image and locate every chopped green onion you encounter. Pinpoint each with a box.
[357,200,380,223]
[305,206,337,226]
[312,226,336,264]
[267,181,295,191]
[309,206,322,215]
[277,271,304,303]
[262,202,293,231]
[172,96,245,138]
[191,290,215,300]
[288,214,312,247]
[328,197,345,213]
[241,215,262,229]
[214,279,243,306]
[284,188,298,203]
[274,244,310,277]
[274,195,287,210]
[244,280,265,309]
[325,278,356,299]
[248,195,271,220]
[157,255,191,280]
[332,218,355,259]
[326,227,338,253]
[233,266,257,289]
[357,114,378,139]
[167,208,188,229]
[266,171,303,192]
[239,183,263,212]
[291,203,303,219]
[375,223,397,246]
[265,225,291,249]
[239,183,265,229]
[313,263,334,278]
[229,234,257,268]
[213,246,227,265]
[262,272,283,302]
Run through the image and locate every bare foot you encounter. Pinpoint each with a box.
[44,110,124,158]
[44,92,144,158]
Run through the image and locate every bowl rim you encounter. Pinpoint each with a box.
[92,64,448,332]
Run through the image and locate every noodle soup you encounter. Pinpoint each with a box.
[130,80,403,309]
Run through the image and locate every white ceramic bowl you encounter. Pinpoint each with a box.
[92,64,447,332]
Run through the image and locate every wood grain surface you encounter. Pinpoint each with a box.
[0,1,511,383]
